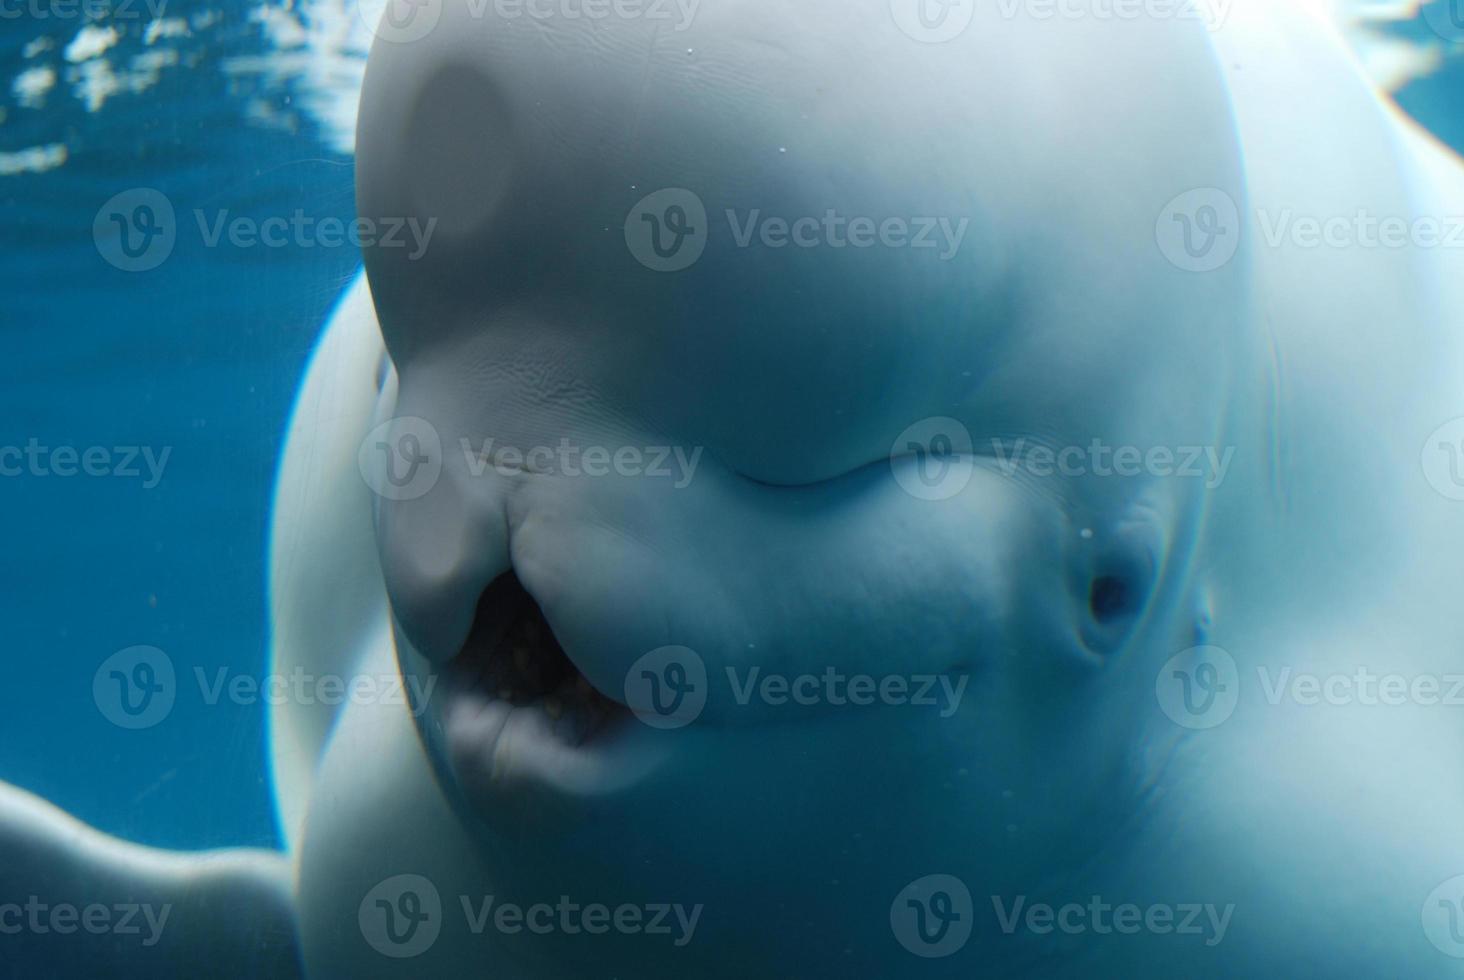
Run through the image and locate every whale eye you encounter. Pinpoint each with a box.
[1088,574,1134,624]
[1079,515,1164,656]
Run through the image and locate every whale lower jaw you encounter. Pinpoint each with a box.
[442,691,662,800]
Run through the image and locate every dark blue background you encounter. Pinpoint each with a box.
[0,4,359,849]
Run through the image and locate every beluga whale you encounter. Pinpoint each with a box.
[5,0,1464,976]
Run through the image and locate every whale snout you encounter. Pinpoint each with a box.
[366,394,1173,818]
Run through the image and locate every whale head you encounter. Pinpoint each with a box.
[346,1,1253,974]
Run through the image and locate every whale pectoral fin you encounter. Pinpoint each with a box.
[0,781,301,979]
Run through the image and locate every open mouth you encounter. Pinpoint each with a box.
[425,570,664,803]
[443,571,631,748]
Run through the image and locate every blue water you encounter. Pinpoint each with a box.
[0,3,361,850]
[1,2,1462,854]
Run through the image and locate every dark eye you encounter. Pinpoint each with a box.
[1078,514,1163,657]
[1088,574,1134,624]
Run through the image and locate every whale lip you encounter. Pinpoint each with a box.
[414,572,665,803]
[439,687,666,801]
